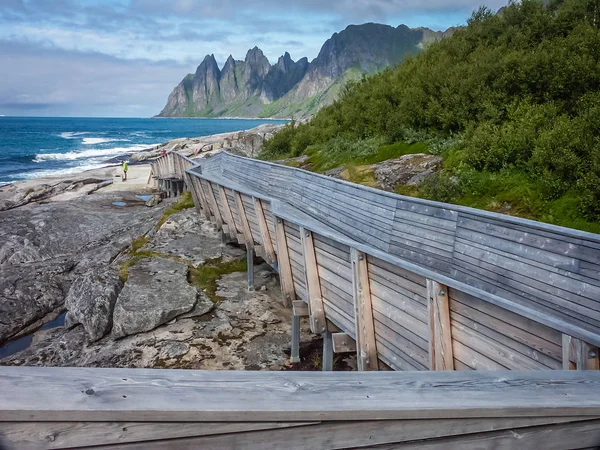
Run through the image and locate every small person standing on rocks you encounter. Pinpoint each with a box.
[121,160,129,181]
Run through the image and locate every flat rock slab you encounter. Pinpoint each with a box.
[373,154,443,191]
[64,266,123,342]
[112,257,197,339]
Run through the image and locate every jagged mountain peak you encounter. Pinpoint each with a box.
[157,22,448,119]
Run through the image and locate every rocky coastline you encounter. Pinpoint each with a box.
[0,123,324,371]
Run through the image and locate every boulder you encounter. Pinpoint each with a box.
[373,154,443,191]
[64,266,123,341]
[0,259,72,345]
[112,257,197,339]
[145,194,162,207]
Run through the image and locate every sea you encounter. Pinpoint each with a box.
[0,117,287,186]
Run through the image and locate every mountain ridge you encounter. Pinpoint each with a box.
[157,23,448,119]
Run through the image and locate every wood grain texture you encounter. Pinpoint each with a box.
[427,280,454,371]
[3,368,600,422]
[300,227,327,334]
[57,418,597,450]
[253,197,277,265]
[352,248,379,371]
[274,217,294,307]
[233,190,254,248]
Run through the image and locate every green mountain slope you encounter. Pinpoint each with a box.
[261,0,600,233]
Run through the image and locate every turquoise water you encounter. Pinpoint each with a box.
[0,117,287,185]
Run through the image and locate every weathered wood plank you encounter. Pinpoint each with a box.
[218,186,238,239]
[274,217,294,308]
[234,191,254,248]
[352,248,379,371]
[0,421,314,449]
[427,280,454,371]
[300,227,327,334]
[204,181,223,228]
[253,197,277,265]
[5,368,600,422]
[380,418,600,450]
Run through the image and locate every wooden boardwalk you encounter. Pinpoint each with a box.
[1,150,599,449]
[153,151,600,373]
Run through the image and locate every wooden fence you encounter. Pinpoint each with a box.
[161,150,600,373]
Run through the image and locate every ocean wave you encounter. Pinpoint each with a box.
[82,137,130,145]
[59,131,94,139]
[15,162,118,180]
[33,144,155,162]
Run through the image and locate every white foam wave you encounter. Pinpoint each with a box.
[33,144,155,162]
[82,137,130,145]
[16,163,118,180]
[59,131,94,139]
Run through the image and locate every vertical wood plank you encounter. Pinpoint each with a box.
[322,330,333,371]
[275,217,294,308]
[218,186,238,240]
[563,334,599,370]
[233,191,254,249]
[253,197,277,265]
[205,182,223,228]
[185,174,203,216]
[300,227,327,334]
[192,176,211,220]
[427,280,455,371]
[351,249,379,371]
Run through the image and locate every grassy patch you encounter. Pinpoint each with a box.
[340,166,378,187]
[188,257,248,302]
[156,191,195,229]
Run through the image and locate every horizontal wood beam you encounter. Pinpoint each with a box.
[332,333,356,353]
[292,300,309,317]
[2,367,600,422]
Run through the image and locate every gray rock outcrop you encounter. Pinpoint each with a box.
[111,257,197,339]
[64,266,123,341]
[0,260,72,345]
[373,154,443,191]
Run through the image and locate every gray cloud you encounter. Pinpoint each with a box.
[0,0,509,116]
[0,39,192,116]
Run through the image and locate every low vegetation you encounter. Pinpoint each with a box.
[156,191,195,229]
[188,257,248,302]
[260,0,600,233]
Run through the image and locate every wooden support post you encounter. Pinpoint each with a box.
[253,197,277,265]
[563,334,599,370]
[218,186,238,240]
[233,191,254,249]
[332,333,357,354]
[191,176,210,219]
[205,182,223,229]
[274,217,294,308]
[322,330,333,371]
[427,279,455,371]
[197,179,215,222]
[350,248,379,371]
[300,227,327,335]
[185,174,202,216]
[290,315,301,363]
[247,245,254,292]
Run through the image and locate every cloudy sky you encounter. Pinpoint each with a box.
[0,0,507,117]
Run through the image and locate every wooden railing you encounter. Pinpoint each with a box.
[1,367,600,449]
[178,150,600,372]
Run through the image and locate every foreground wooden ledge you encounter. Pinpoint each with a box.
[1,368,600,449]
